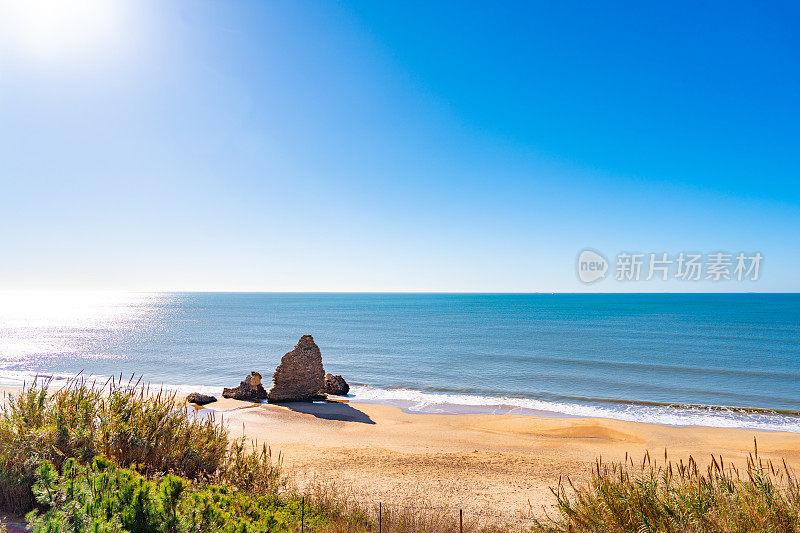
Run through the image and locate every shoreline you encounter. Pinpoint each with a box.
[348,395,800,432]
[3,374,800,433]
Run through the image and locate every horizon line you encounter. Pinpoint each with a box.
[0,289,797,295]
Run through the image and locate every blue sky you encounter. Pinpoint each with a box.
[0,1,798,291]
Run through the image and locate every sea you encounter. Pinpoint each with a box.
[0,292,798,432]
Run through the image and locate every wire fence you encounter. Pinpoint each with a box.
[293,493,544,533]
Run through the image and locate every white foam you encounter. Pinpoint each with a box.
[348,386,800,433]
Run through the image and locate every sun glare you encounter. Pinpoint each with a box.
[0,0,124,62]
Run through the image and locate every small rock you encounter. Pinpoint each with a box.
[323,373,349,395]
[267,335,326,403]
[223,371,268,401]
[186,392,217,405]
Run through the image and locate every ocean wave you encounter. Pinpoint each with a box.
[348,386,800,433]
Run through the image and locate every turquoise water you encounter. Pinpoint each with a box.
[1,292,798,431]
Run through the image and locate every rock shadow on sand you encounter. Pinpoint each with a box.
[282,401,375,424]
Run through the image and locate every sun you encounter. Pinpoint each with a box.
[0,0,125,62]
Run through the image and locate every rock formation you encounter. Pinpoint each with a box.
[222,371,268,401]
[267,335,325,402]
[186,392,217,405]
[323,373,349,395]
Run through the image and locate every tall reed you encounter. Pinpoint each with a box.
[533,441,800,532]
[0,376,229,512]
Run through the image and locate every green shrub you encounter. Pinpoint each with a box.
[26,455,327,533]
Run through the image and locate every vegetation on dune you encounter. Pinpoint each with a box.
[533,444,800,533]
[0,378,228,512]
[0,379,353,532]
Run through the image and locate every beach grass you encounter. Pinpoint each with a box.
[0,376,230,512]
[533,444,800,532]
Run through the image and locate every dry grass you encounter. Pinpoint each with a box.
[533,440,800,532]
[213,437,286,495]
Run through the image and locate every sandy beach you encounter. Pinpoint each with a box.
[3,382,800,528]
[195,397,800,525]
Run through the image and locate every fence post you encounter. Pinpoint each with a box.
[301,496,304,533]
[379,502,382,533]
[460,509,463,533]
